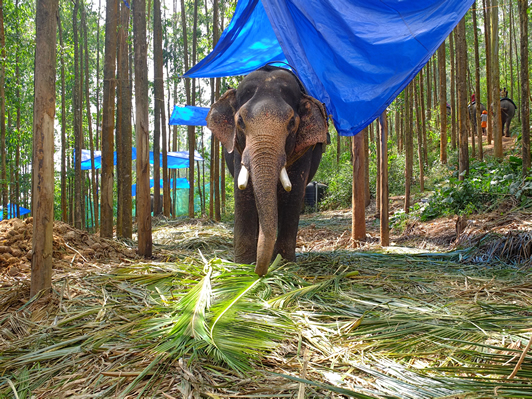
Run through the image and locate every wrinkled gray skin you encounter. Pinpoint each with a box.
[468,102,486,132]
[500,98,516,137]
[207,66,328,276]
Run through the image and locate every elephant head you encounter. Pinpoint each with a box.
[207,65,328,275]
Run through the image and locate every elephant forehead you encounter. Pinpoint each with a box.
[238,70,301,107]
[241,97,295,120]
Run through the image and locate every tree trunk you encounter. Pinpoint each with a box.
[117,0,132,237]
[101,0,118,237]
[473,4,483,161]
[82,3,99,232]
[449,30,457,150]
[415,76,424,192]
[456,16,469,180]
[73,0,83,230]
[0,0,5,220]
[364,127,370,207]
[404,83,413,213]
[426,58,432,122]
[379,111,389,246]
[58,11,68,223]
[352,131,365,242]
[419,69,428,166]
[491,0,503,158]
[31,0,58,297]
[518,0,530,174]
[133,0,152,256]
[484,0,493,145]
[438,42,447,164]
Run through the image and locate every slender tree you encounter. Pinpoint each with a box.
[352,131,365,241]
[438,41,447,164]
[449,31,457,150]
[0,0,6,219]
[415,76,424,192]
[491,0,503,158]
[518,0,530,173]
[101,0,119,237]
[404,83,413,212]
[31,0,59,296]
[456,16,469,180]
[134,0,152,256]
[379,111,389,246]
[472,4,483,160]
[72,0,83,229]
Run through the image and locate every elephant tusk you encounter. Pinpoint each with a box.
[280,167,292,192]
[238,164,250,190]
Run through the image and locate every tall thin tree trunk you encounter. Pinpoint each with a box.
[457,16,469,180]
[82,3,98,232]
[518,0,530,174]
[133,0,152,256]
[438,42,447,164]
[31,0,58,297]
[419,69,428,166]
[449,31,457,150]
[491,0,503,158]
[473,4,483,160]
[379,111,389,246]
[352,131,365,241]
[101,0,118,237]
[484,0,493,145]
[58,11,68,223]
[404,83,413,213]
[415,76,424,192]
[0,0,6,220]
[364,127,370,207]
[73,0,83,229]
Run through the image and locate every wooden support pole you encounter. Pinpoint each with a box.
[379,111,390,247]
[352,131,366,242]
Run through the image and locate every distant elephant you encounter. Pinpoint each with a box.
[468,102,486,132]
[207,65,328,276]
[500,97,516,137]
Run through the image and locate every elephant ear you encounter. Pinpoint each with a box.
[207,88,237,153]
[294,94,328,155]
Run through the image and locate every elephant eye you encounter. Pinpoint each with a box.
[237,115,245,130]
[288,116,296,131]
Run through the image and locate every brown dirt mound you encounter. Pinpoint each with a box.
[0,217,138,283]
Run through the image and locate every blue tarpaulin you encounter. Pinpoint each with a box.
[0,204,31,220]
[79,149,203,170]
[169,105,210,126]
[184,0,474,136]
[131,178,190,197]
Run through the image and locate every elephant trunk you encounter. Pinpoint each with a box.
[245,143,285,276]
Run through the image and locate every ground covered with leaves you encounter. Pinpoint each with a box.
[0,207,531,398]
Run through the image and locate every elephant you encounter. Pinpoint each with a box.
[468,101,486,133]
[207,65,329,276]
[500,97,516,137]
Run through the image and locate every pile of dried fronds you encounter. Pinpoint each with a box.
[1,245,531,398]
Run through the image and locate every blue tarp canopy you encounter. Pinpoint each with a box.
[0,204,31,220]
[79,149,203,170]
[131,178,190,197]
[184,0,474,136]
[169,105,210,126]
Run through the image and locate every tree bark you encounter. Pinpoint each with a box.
[449,30,457,150]
[456,16,469,180]
[101,0,118,237]
[0,0,6,220]
[438,42,447,164]
[58,11,68,223]
[31,0,58,297]
[352,131,365,242]
[72,0,83,230]
[404,83,413,213]
[473,4,483,160]
[379,111,389,247]
[133,0,152,256]
[415,76,424,192]
[491,0,503,158]
[484,0,493,145]
[117,0,132,237]
[518,0,530,173]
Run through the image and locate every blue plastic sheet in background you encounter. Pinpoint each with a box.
[169,105,210,126]
[184,0,286,78]
[78,148,203,170]
[185,0,474,136]
[131,178,190,197]
[0,204,31,220]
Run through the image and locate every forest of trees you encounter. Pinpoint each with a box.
[0,0,530,294]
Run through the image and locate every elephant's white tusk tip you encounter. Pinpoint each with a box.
[280,167,292,192]
[238,165,249,190]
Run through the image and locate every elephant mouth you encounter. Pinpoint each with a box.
[237,163,292,192]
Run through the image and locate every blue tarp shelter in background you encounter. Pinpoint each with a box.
[79,148,203,170]
[184,0,474,136]
[131,178,190,197]
[169,105,210,126]
[0,204,31,220]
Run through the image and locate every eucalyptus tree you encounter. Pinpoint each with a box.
[518,0,529,174]
[0,0,6,219]
[31,0,59,297]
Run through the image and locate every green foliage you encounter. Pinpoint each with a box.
[421,157,532,220]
